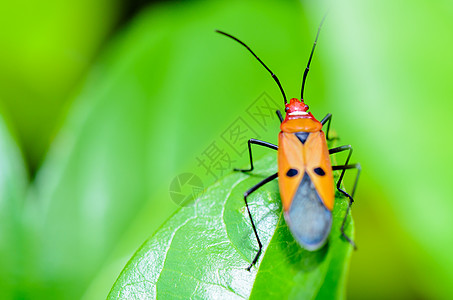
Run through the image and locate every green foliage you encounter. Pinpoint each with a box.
[1,1,313,297]
[109,155,354,299]
[0,114,28,299]
[0,0,120,171]
[2,0,453,299]
[2,1,325,298]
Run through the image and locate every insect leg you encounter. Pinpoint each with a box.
[331,163,361,249]
[320,113,338,141]
[234,139,278,172]
[329,145,354,191]
[330,145,360,248]
[332,163,361,197]
[320,113,331,125]
[243,172,278,271]
[276,110,283,123]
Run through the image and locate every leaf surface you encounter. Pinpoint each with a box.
[109,155,354,299]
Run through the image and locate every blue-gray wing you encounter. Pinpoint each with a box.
[284,172,332,251]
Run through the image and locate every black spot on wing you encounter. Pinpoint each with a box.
[314,167,325,176]
[284,172,331,250]
[286,168,299,177]
[295,132,310,144]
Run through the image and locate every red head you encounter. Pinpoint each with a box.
[280,98,321,133]
[284,98,317,121]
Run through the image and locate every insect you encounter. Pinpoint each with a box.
[216,16,361,271]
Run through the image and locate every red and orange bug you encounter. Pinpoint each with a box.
[216,16,361,271]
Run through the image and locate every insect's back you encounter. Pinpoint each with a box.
[278,119,334,251]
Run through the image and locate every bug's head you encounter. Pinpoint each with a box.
[285,98,312,120]
[280,98,321,132]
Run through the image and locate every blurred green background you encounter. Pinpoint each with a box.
[0,0,452,299]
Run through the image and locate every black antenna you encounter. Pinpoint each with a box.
[301,13,328,100]
[216,30,287,104]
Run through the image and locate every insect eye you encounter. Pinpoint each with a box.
[313,167,325,176]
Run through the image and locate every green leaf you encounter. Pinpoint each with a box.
[109,154,354,299]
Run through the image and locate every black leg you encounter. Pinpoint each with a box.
[276,110,283,123]
[329,145,354,190]
[320,113,331,125]
[332,163,361,197]
[329,144,360,249]
[234,139,278,172]
[331,163,361,249]
[320,113,338,141]
[243,172,278,271]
